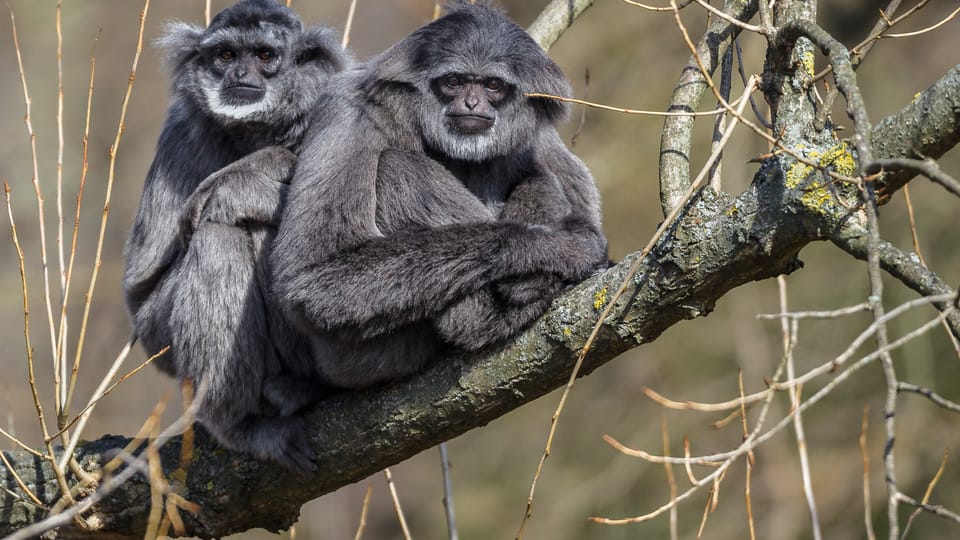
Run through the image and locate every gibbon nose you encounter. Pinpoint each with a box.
[465,95,480,110]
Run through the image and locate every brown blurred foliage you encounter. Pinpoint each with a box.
[0,1,958,538]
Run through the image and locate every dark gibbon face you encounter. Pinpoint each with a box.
[434,73,511,135]
[421,67,537,162]
[195,27,291,122]
[206,43,282,105]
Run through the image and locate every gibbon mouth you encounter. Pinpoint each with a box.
[447,113,495,133]
[223,83,265,102]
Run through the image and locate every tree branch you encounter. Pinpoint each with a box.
[831,222,960,339]
[659,0,759,215]
[527,0,596,50]
[2,172,820,538]
[871,64,960,197]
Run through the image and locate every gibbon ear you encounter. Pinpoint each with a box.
[155,21,204,72]
[296,26,351,74]
[366,39,421,89]
[521,57,573,122]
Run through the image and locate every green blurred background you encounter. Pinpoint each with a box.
[0,1,958,538]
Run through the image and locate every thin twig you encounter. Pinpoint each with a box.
[56,338,144,470]
[900,186,960,359]
[353,485,374,540]
[858,178,899,538]
[739,371,756,540]
[5,382,209,540]
[660,416,678,540]
[341,0,358,49]
[901,448,949,539]
[55,0,67,423]
[62,31,100,413]
[143,398,169,540]
[708,45,733,190]
[779,276,822,540]
[886,6,960,38]
[691,0,767,33]
[4,182,75,506]
[0,425,44,458]
[353,484,373,540]
[10,7,61,420]
[860,406,877,540]
[384,468,412,540]
[0,448,46,509]
[525,92,741,117]
[659,294,955,414]
[70,0,150,415]
[517,74,759,539]
[895,492,960,526]
[897,382,960,413]
[868,157,960,198]
[592,309,950,525]
[439,443,459,540]
[606,307,951,474]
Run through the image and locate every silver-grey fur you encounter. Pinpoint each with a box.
[269,1,608,394]
[122,0,348,471]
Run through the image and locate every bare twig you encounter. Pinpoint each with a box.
[5,382,208,540]
[10,8,61,419]
[886,6,960,38]
[525,92,741,117]
[62,31,100,412]
[517,73,759,540]
[593,308,947,526]
[708,45,734,190]
[901,449,949,539]
[439,443,459,540]
[660,416,678,540]
[757,302,872,320]
[70,0,150,415]
[353,485,374,540]
[739,371,757,540]
[867,157,960,198]
[897,383,960,414]
[0,449,46,509]
[778,276,822,540]
[691,0,767,34]
[860,406,877,540]
[895,492,960,526]
[858,180,899,538]
[56,337,143,470]
[0,426,44,458]
[341,0,358,49]
[384,468,412,540]
[4,182,75,506]
[55,0,67,421]
[143,398,168,540]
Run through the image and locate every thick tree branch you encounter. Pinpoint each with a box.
[2,171,820,538]
[527,0,595,50]
[659,0,759,215]
[872,64,960,197]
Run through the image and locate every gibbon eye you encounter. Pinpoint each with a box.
[443,74,464,88]
[217,49,235,62]
[256,49,276,62]
[484,78,505,92]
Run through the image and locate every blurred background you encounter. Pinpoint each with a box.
[0,1,958,538]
